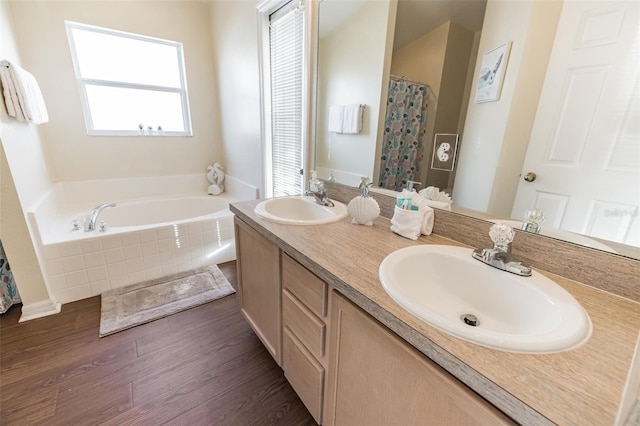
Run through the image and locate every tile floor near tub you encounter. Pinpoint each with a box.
[41,218,235,304]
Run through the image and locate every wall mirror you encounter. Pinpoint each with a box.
[314,0,640,261]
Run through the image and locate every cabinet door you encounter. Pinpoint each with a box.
[234,217,281,365]
[324,292,514,426]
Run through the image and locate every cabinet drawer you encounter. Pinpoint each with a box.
[283,327,325,424]
[283,289,326,358]
[282,254,327,318]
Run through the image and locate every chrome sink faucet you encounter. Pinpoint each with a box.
[84,202,116,232]
[472,222,532,276]
[305,181,335,207]
[521,208,545,234]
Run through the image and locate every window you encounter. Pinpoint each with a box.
[259,0,307,197]
[65,21,191,136]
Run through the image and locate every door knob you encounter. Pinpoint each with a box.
[523,172,537,182]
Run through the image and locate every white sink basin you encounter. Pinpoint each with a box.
[379,245,592,354]
[255,196,348,225]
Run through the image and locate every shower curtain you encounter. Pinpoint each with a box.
[0,240,20,314]
[378,77,429,191]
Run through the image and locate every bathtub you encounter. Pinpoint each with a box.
[100,196,233,230]
[28,174,258,304]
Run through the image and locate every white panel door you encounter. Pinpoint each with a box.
[512,0,640,247]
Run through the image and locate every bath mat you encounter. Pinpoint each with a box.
[99,264,235,337]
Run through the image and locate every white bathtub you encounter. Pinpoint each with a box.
[28,175,258,304]
[101,196,232,229]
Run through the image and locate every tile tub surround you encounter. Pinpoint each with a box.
[26,174,259,304]
[40,216,236,304]
[230,199,640,425]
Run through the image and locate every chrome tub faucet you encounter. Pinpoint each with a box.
[84,202,116,232]
[472,222,532,277]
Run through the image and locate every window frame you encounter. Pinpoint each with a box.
[257,0,316,197]
[65,21,192,137]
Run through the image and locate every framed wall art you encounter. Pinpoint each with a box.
[474,41,511,103]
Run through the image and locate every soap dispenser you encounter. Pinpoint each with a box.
[406,180,421,192]
[308,170,321,193]
[347,177,380,226]
[396,180,422,210]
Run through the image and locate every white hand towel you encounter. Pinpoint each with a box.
[0,61,48,124]
[422,199,451,211]
[9,63,48,124]
[390,206,424,240]
[328,105,344,133]
[399,189,434,235]
[419,186,452,211]
[0,66,25,121]
[342,104,363,134]
[403,192,433,235]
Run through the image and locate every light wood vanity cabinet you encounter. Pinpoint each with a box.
[234,217,513,425]
[324,292,514,426]
[234,217,282,365]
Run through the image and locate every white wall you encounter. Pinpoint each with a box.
[209,0,264,196]
[316,0,393,184]
[8,1,221,182]
[0,1,58,317]
[453,0,561,216]
[488,0,562,215]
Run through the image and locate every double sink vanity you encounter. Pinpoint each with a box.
[231,190,640,425]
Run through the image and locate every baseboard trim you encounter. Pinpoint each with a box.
[19,299,61,322]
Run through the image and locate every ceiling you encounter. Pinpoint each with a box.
[393,0,487,50]
[319,0,487,50]
[318,0,366,38]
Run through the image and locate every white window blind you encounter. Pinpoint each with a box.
[269,1,305,196]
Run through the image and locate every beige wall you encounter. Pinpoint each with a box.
[430,22,475,190]
[453,0,562,216]
[8,1,220,182]
[0,0,267,319]
[457,31,482,141]
[0,1,55,310]
[208,0,263,195]
[439,23,477,137]
[391,21,449,187]
[316,0,393,184]
[1,146,52,306]
[390,21,475,191]
[1,0,232,318]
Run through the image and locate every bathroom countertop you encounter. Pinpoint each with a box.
[230,200,640,425]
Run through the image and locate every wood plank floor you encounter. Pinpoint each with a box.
[0,261,316,425]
